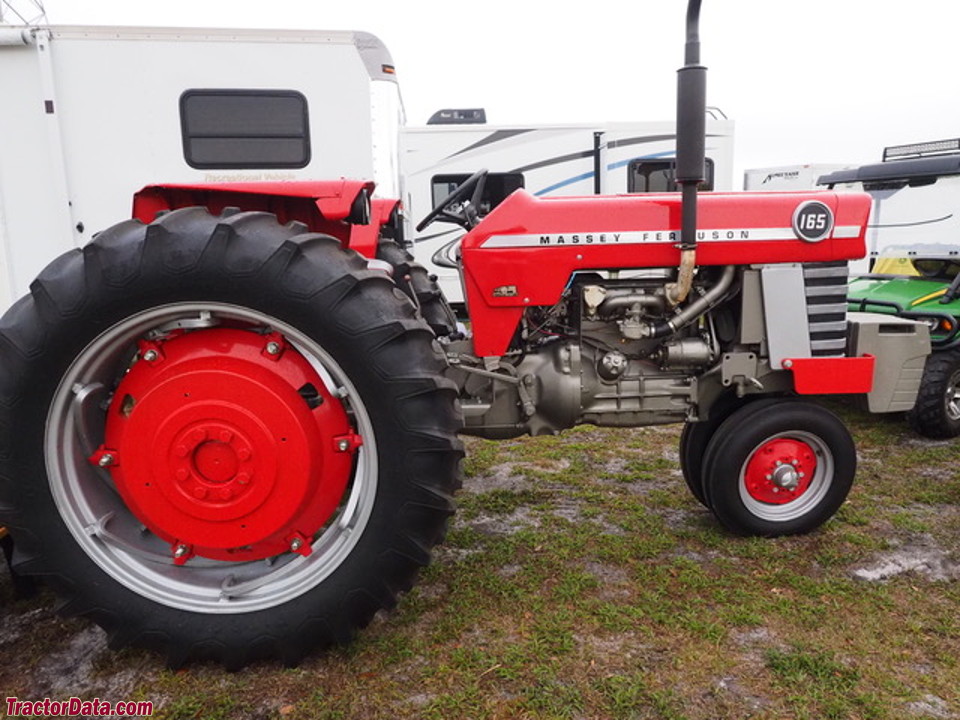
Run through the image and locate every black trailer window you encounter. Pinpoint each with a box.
[180,90,311,169]
[627,158,715,193]
[431,173,525,216]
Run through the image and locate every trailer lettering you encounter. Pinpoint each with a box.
[540,236,552,245]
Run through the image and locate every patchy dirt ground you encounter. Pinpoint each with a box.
[1,410,958,719]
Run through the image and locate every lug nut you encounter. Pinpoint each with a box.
[290,537,303,552]
[98,453,115,468]
[143,349,159,362]
[337,439,350,452]
[173,544,190,558]
[265,341,282,356]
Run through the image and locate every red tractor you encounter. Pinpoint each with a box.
[0,2,927,667]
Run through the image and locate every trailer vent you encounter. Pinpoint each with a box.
[803,261,849,357]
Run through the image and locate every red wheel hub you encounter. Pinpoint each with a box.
[743,437,816,505]
[92,328,357,562]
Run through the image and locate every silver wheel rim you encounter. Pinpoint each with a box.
[738,430,833,523]
[944,370,960,421]
[45,302,378,614]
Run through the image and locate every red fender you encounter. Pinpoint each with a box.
[132,180,394,259]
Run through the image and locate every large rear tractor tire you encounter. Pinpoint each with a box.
[0,208,463,668]
[701,400,855,536]
[907,349,960,439]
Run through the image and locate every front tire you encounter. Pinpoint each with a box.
[908,349,960,439]
[701,400,855,536]
[679,394,750,508]
[0,208,463,667]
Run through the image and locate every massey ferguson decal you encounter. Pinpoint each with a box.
[482,223,859,248]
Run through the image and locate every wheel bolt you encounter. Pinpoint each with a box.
[174,544,190,558]
[290,537,303,552]
[337,439,350,452]
[98,453,115,468]
[143,349,159,362]
[265,341,282,356]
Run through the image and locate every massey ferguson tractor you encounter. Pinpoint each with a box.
[0,1,930,668]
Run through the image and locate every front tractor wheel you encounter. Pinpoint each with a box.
[700,400,855,536]
[0,208,462,667]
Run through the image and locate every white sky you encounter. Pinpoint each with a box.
[29,0,960,183]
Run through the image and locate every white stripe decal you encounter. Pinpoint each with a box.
[480,226,862,248]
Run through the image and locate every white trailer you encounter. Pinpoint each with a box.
[743,163,852,192]
[0,24,403,309]
[400,119,735,303]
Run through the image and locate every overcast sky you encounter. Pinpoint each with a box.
[23,0,960,183]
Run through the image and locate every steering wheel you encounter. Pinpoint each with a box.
[416,169,488,232]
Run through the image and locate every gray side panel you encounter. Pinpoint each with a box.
[761,265,811,367]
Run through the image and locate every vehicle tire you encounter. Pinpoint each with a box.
[376,240,460,338]
[1,533,37,598]
[907,349,960,439]
[679,394,749,508]
[0,207,463,668]
[700,399,855,536]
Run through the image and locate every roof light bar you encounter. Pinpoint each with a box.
[883,138,960,162]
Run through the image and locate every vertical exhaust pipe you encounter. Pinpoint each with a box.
[667,0,707,305]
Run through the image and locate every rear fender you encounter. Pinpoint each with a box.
[132,181,394,259]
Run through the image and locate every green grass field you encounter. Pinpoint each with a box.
[1,403,958,719]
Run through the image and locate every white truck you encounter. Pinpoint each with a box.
[0,24,404,309]
[402,118,735,304]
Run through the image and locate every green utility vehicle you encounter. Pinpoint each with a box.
[823,140,960,437]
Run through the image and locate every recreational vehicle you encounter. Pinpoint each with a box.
[0,24,403,308]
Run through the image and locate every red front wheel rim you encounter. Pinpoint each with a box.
[737,431,834,522]
[743,437,817,505]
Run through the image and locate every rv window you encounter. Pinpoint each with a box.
[627,158,715,193]
[180,90,311,169]
[431,173,524,216]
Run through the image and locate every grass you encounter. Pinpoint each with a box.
[1,402,958,719]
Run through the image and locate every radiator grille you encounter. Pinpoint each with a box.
[804,261,849,357]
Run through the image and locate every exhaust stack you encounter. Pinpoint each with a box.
[667,0,707,305]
